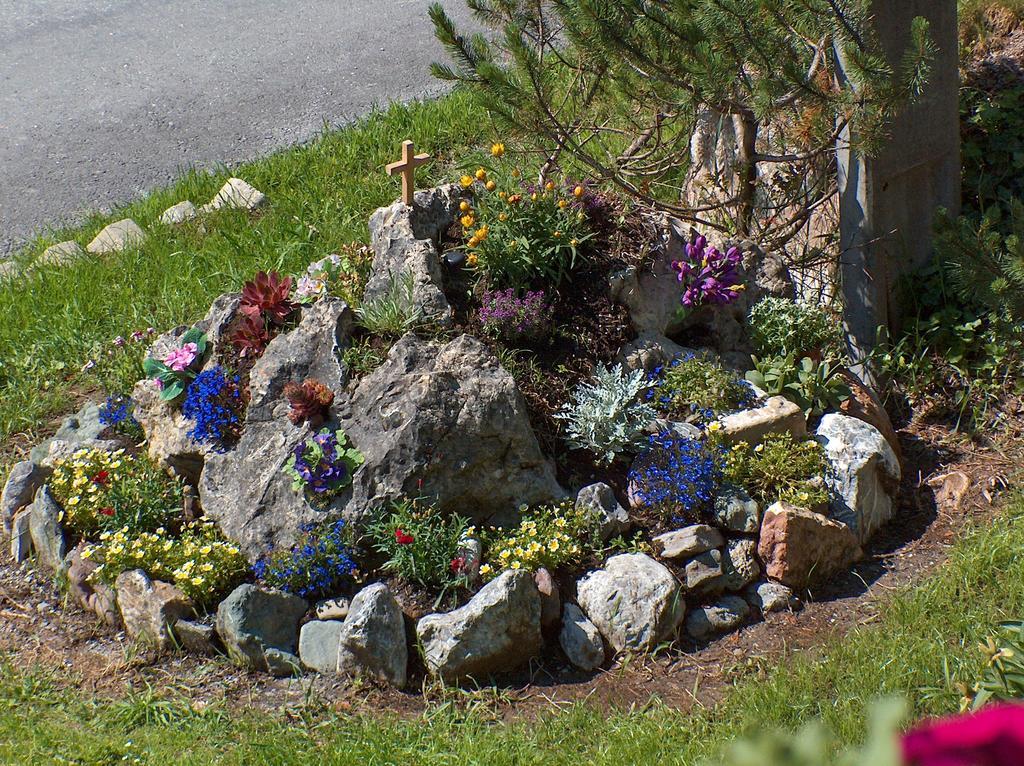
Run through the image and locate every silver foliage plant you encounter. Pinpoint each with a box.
[556,363,655,465]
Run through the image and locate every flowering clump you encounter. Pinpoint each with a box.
[49,447,183,537]
[366,499,471,594]
[143,328,208,401]
[458,153,593,289]
[478,288,552,344]
[721,433,829,509]
[672,233,745,311]
[294,245,373,307]
[646,354,758,424]
[81,327,157,398]
[181,366,244,447]
[283,428,364,500]
[480,501,598,580]
[83,522,248,606]
[628,433,722,523]
[556,364,655,465]
[253,518,357,599]
[98,394,142,439]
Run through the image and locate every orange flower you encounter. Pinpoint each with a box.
[475,168,487,181]
[558,199,568,209]
[545,181,555,192]
[485,180,497,192]
[573,185,585,198]
[459,200,472,213]
[460,214,475,228]
[467,252,479,266]
[460,175,474,188]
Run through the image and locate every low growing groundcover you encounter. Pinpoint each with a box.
[2,497,1021,765]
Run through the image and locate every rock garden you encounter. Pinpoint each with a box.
[0,147,908,692]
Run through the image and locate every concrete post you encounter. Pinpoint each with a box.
[838,1,960,369]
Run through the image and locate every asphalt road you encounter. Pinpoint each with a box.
[0,0,474,255]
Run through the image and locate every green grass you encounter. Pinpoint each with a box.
[4,499,1023,764]
[0,91,487,452]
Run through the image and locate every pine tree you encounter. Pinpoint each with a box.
[429,0,933,246]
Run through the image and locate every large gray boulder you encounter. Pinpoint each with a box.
[115,570,193,651]
[337,334,563,527]
[366,184,462,326]
[299,620,345,674]
[576,553,685,654]
[1,461,46,533]
[197,298,353,558]
[216,584,307,676]
[417,570,542,682]
[336,583,407,687]
[816,414,902,545]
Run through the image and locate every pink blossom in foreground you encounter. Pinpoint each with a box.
[901,704,1024,766]
[163,342,199,372]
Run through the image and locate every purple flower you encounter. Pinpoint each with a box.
[479,289,552,343]
[113,336,126,347]
[671,232,745,310]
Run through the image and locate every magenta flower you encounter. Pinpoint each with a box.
[113,336,126,347]
[163,342,199,372]
[130,330,145,342]
[671,232,745,310]
[902,704,1024,766]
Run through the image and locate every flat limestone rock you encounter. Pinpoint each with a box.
[159,200,198,225]
[87,219,146,254]
[203,178,266,212]
[38,241,86,267]
[720,396,806,447]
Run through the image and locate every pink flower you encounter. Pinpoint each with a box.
[902,704,1024,766]
[130,330,144,342]
[163,342,199,372]
[113,336,126,347]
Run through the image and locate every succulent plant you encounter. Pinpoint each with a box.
[284,378,335,426]
[240,271,296,326]
[230,312,270,358]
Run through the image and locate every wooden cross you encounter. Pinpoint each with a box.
[386,140,432,206]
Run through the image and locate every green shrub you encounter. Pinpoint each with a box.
[746,354,850,418]
[721,433,830,509]
[365,499,471,597]
[355,270,424,336]
[555,364,655,465]
[649,354,757,423]
[748,297,843,359]
[458,154,592,290]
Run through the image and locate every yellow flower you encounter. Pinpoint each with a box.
[475,168,487,181]
[485,180,497,192]
[460,175,474,188]
[570,239,578,247]
[545,181,555,192]
[511,168,521,178]
[498,213,508,222]
[459,200,471,213]
[467,236,480,248]
[479,564,492,576]
[460,214,475,229]
[474,227,488,241]
[558,199,568,209]
[553,231,562,238]
[491,142,505,157]
[531,192,538,202]
[549,539,560,552]
[499,549,511,559]
[573,185,584,198]
[467,253,479,267]
[510,560,522,570]
[498,191,508,200]
[707,422,722,433]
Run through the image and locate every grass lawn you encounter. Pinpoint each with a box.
[0,90,487,456]
[2,498,1021,764]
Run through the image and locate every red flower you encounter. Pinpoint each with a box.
[98,507,115,517]
[450,556,467,574]
[902,704,1024,766]
[394,528,414,546]
[91,470,110,486]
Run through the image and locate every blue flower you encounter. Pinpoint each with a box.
[628,432,721,522]
[99,394,136,428]
[182,366,242,446]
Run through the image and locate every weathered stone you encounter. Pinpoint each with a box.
[159,200,198,225]
[722,538,761,591]
[839,371,901,460]
[115,570,193,651]
[10,509,32,563]
[928,471,971,512]
[757,502,862,589]
[720,396,806,447]
[713,484,761,533]
[685,596,750,641]
[299,619,344,674]
[197,299,353,557]
[133,294,244,482]
[204,178,267,212]
[576,553,685,654]
[216,584,307,676]
[654,525,724,561]
[2,460,47,533]
[816,414,902,545]
[86,218,146,254]
[576,483,630,541]
[337,583,407,687]
[38,241,86,267]
[30,402,107,465]
[66,544,120,627]
[684,549,726,595]
[28,486,65,572]
[366,184,462,326]
[559,603,605,671]
[534,568,561,630]
[743,580,802,615]
[173,620,219,655]
[314,596,351,621]
[417,570,542,682]
[617,331,693,373]
[337,334,564,529]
